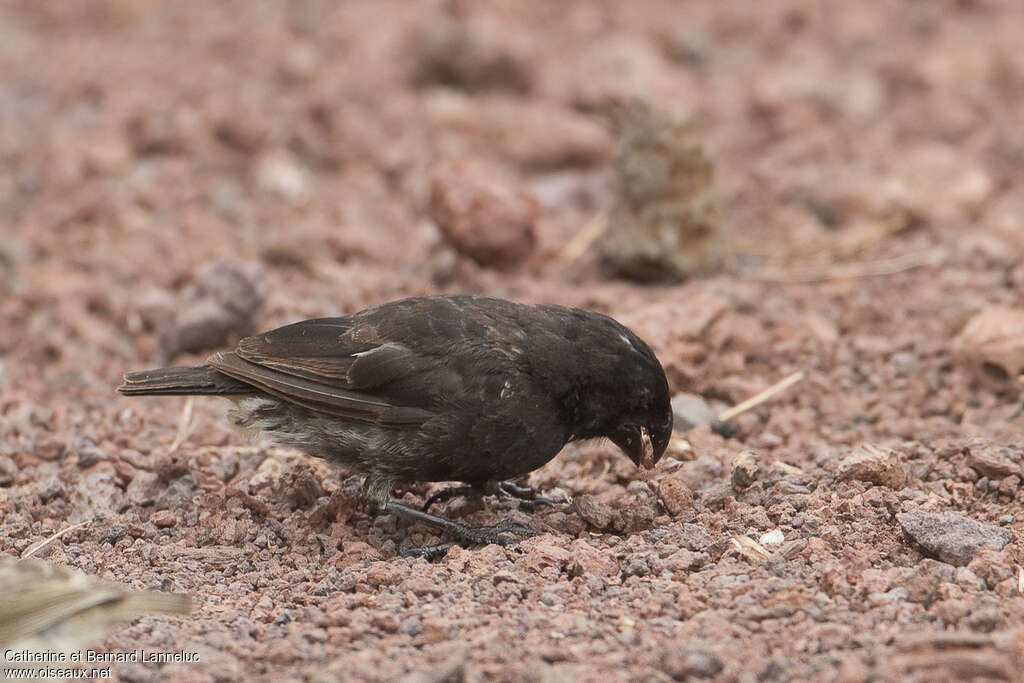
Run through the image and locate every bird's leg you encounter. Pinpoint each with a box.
[385,502,539,557]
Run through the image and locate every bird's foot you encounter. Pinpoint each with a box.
[494,481,569,510]
[387,502,539,558]
[422,481,568,511]
[421,485,481,511]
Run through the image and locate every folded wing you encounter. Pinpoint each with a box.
[209,318,441,426]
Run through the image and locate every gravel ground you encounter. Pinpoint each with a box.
[2,1,1024,681]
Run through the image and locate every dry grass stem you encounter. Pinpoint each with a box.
[168,397,195,453]
[730,535,772,563]
[718,371,805,422]
[22,519,94,559]
[557,211,608,264]
[748,247,945,284]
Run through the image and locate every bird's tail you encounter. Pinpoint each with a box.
[118,365,251,396]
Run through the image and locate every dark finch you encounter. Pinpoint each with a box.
[119,295,672,552]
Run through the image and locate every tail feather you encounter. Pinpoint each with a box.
[118,365,252,396]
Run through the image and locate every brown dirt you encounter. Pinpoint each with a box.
[3,1,1024,681]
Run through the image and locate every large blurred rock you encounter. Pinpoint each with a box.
[408,7,533,93]
[952,307,1024,392]
[600,102,723,282]
[429,158,539,269]
[159,260,266,358]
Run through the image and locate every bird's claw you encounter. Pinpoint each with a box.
[496,482,568,509]
[402,519,539,559]
[475,518,541,541]
[422,481,568,512]
[421,485,477,511]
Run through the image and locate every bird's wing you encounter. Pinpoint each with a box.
[208,317,443,426]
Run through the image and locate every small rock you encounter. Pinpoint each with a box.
[482,99,612,169]
[159,260,266,358]
[573,494,613,529]
[126,108,194,155]
[955,566,984,589]
[539,592,559,607]
[999,475,1020,497]
[0,455,16,486]
[370,613,400,634]
[213,111,269,154]
[126,471,161,507]
[701,482,733,510]
[118,448,150,470]
[75,443,106,468]
[662,547,704,572]
[491,570,518,585]
[131,287,177,333]
[731,450,761,491]
[257,150,310,204]
[429,158,539,269]
[612,499,657,534]
[964,441,1022,479]
[671,393,715,431]
[657,478,694,518]
[966,547,1015,588]
[569,37,672,110]
[398,577,441,598]
[897,511,1014,566]
[302,628,328,644]
[707,311,765,355]
[521,538,572,572]
[417,619,451,646]
[37,475,66,502]
[80,133,132,175]
[399,616,422,637]
[759,529,785,547]
[278,468,324,510]
[113,460,137,486]
[153,452,190,482]
[408,11,533,93]
[278,41,319,83]
[265,640,296,665]
[622,552,657,578]
[896,560,954,605]
[837,443,906,489]
[952,307,1024,391]
[365,562,406,588]
[566,539,619,579]
[34,439,65,461]
[102,524,128,545]
[151,510,177,528]
[660,648,724,680]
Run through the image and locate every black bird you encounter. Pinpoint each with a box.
[119,295,673,553]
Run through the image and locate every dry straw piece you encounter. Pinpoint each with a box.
[730,535,772,564]
[718,371,805,422]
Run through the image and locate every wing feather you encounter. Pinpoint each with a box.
[208,352,433,426]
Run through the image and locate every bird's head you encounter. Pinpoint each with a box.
[555,308,673,470]
[605,358,673,470]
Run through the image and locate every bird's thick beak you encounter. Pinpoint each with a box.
[610,425,657,470]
